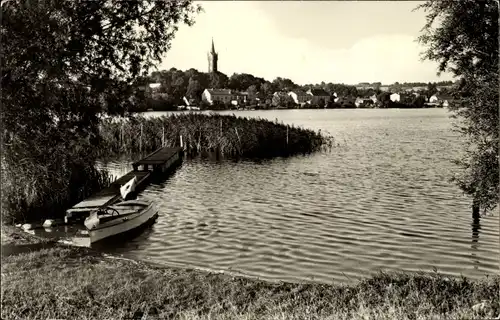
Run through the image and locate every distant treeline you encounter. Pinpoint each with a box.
[133,68,455,111]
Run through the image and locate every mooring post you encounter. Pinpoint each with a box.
[234,128,241,152]
[198,132,202,152]
[162,126,165,147]
[120,122,124,150]
[140,123,143,152]
[286,125,289,146]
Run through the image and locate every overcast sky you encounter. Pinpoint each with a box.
[159,1,454,85]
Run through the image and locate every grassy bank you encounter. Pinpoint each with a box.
[99,113,334,159]
[1,232,498,320]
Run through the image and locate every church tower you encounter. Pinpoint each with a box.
[207,38,218,73]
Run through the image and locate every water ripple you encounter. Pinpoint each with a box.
[96,109,499,284]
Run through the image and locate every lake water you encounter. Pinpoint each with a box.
[96,109,499,284]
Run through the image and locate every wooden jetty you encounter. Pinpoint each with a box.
[65,147,183,223]
[132,146,182,173]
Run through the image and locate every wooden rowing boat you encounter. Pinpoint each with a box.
[84,200,158,243]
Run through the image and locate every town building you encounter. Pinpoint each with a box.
[390,93,400,102]
[201,89,248,106]
[202,89,231,105]
[138,83,167,99]
[355,97,375,108]
[288,90,309,105]
[429,94,452,107]
[306,88,330,105]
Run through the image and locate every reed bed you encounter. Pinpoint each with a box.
[1,163,112,224]
[98,113,335,159]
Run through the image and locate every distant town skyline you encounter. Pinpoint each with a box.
[159,1,455,85]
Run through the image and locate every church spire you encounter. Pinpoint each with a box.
[208,37,218,73]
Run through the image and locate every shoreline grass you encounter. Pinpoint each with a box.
[1,228,498,320]
[99,113,335,159]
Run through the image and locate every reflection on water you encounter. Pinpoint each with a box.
[1,243,57,257]
[471,215,481,270]
[28,225,92,248]
[42,109,500,284]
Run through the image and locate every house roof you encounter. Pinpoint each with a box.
[308,88,330,96]
[289,90,308,96]
[206,89,232,95]
[436,93,453,100]
[273,91,289,96]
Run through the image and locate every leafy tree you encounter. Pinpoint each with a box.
[247,84,258,101]
[272,77,297,92]
[340,98,356,109]
[171,74,188,102]
[272,93,294,108]
[324,83,336,95]
[399,92,414,105]
[326,84,358,98]
[390,82,402,93]
[228,73,262,92]
[1,0,200,221]
[210,71,229,89]
[184,68,199,80]
[376,92,392,108]
[228,73,243,91]
[326,95,337,109]
[317,98,326,109]
[186,78,203,100]
[261,82,274,98]
[358,88,376,98]
[411,95,427,108]
[427,82,438,97]
[417,0,499,214]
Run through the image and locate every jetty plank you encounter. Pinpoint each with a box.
[68,146,183,214]
[133,147,182,166]
[72,171,151,209]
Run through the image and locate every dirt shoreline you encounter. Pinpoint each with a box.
[1,224,499,320]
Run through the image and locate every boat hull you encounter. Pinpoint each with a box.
[88,203,159,243]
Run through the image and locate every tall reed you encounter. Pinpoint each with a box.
[98,113,334,159]
[1,161,112,224]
